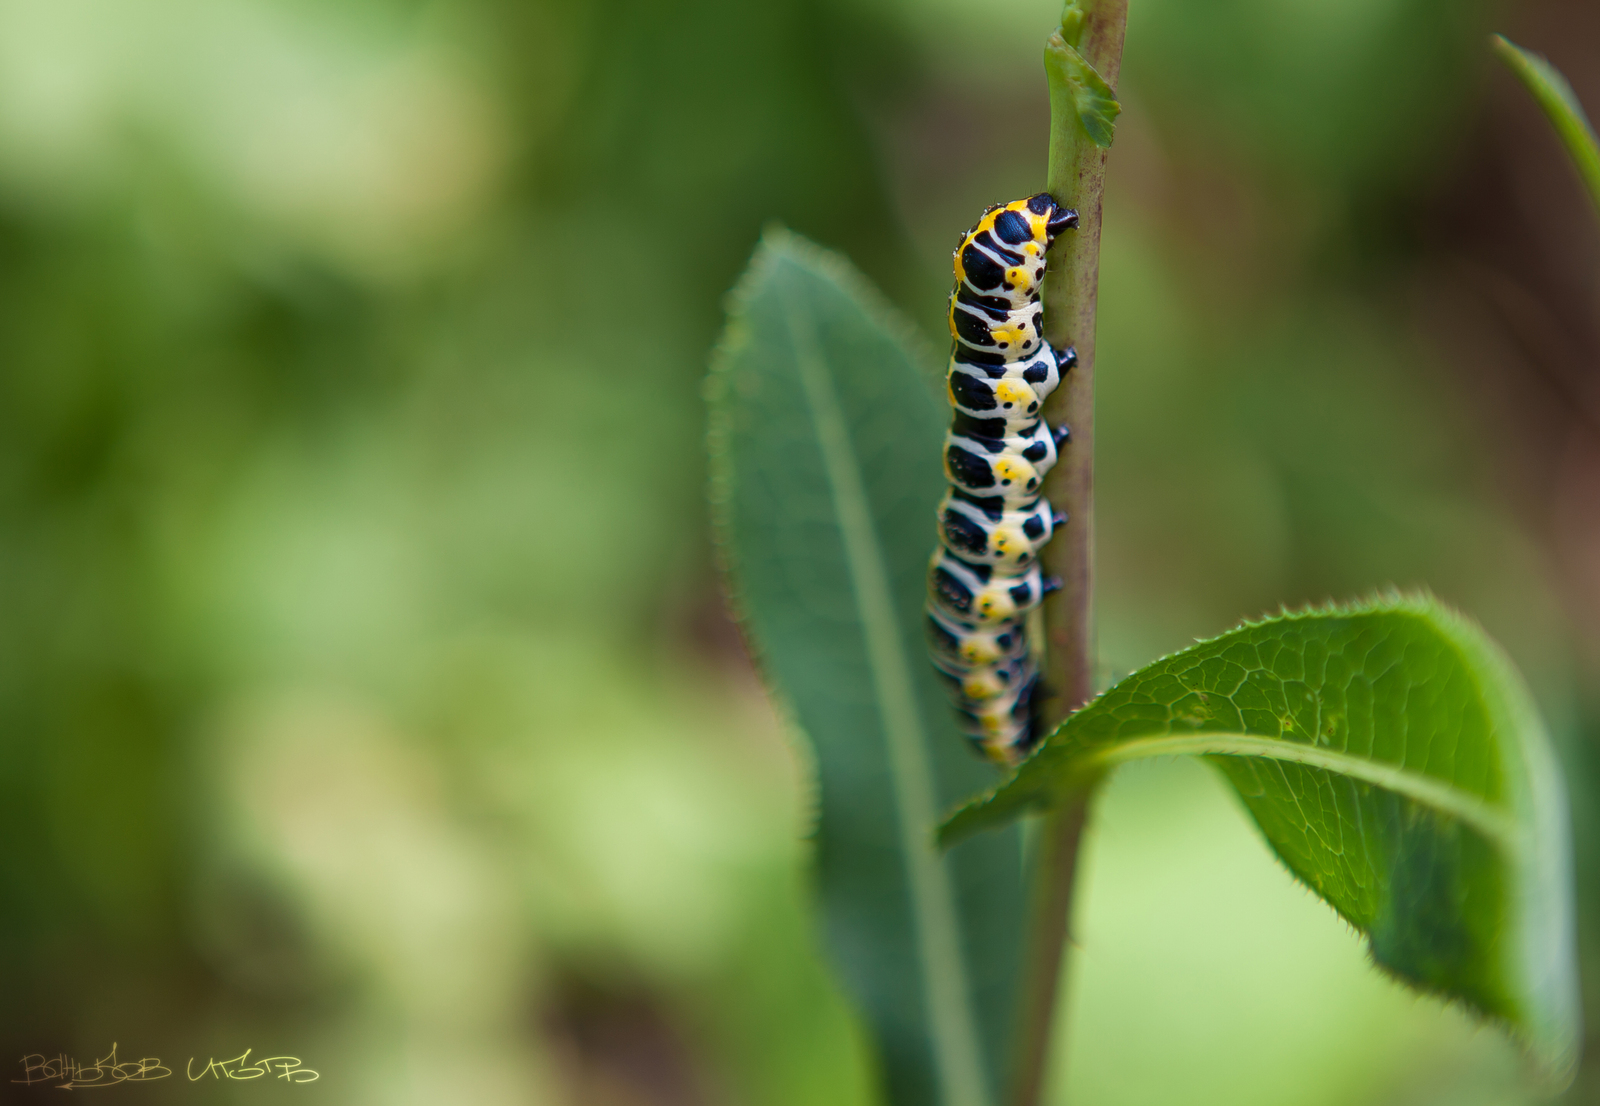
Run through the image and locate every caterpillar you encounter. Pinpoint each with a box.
[927,193,1076,766]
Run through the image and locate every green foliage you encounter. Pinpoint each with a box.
[707,229,1025,1106]
[0,0,1585,1101]
[0,0,915,1094]
[1493,35,1600,220]
[943,595,1579,1087]
[1121,0,1494,194]
[1048,3,1120,149]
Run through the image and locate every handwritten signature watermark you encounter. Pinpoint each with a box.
[185,1050,318,1084]
[13,1044,318,1089]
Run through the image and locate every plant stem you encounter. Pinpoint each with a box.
[1012,3,1126,1105]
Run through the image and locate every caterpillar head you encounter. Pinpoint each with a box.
[1035,193,1079,240]
[1001,193,1078,263]
[953,194,1079,306]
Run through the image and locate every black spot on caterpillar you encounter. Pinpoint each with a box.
[928,193,1075,765]
[957,348,1010,368]
[952,412,1010,438]
[945,443,998,489]
[939,507,993,559]
[960,243,1006,290]
[992,209,1033,245]
[957,286,1016,320]
[931,561,975,617]
[951,305,1000,349]
[948,370,999,411]
[971,229,1025,265]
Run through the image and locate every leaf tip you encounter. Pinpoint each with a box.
[936,790,998,850]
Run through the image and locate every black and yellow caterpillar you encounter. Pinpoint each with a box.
[927,194,1076,765]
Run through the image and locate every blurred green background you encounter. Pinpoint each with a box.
[1,0,1598,1102]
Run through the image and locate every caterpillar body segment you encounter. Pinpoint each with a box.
[945,344,1069,432]
[948,298,1043,360]
[943,420,1057,505]
[928,548,1047,626]
[928,192,1076,766]
[955,668,1039,754]
[926,606,1027,667]
[936,491,1056,570]
[931,650,1036,704]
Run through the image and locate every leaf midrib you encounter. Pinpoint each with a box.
[781,273,991,1106]
[1078,734,1518,850]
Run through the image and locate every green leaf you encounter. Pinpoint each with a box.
[707,228,1025,1106]
[1493,34,1600,221]
[941,594,1580,1087]
[1046,12,1120,149]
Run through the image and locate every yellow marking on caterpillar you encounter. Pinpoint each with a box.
[993,458,1030,486]
[993,379,1033,408]
[960,640,998,665]
[973,588,1018,621]
[990,322,1028,347]
[991,524,1027,560]
[962,671,1004,700]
